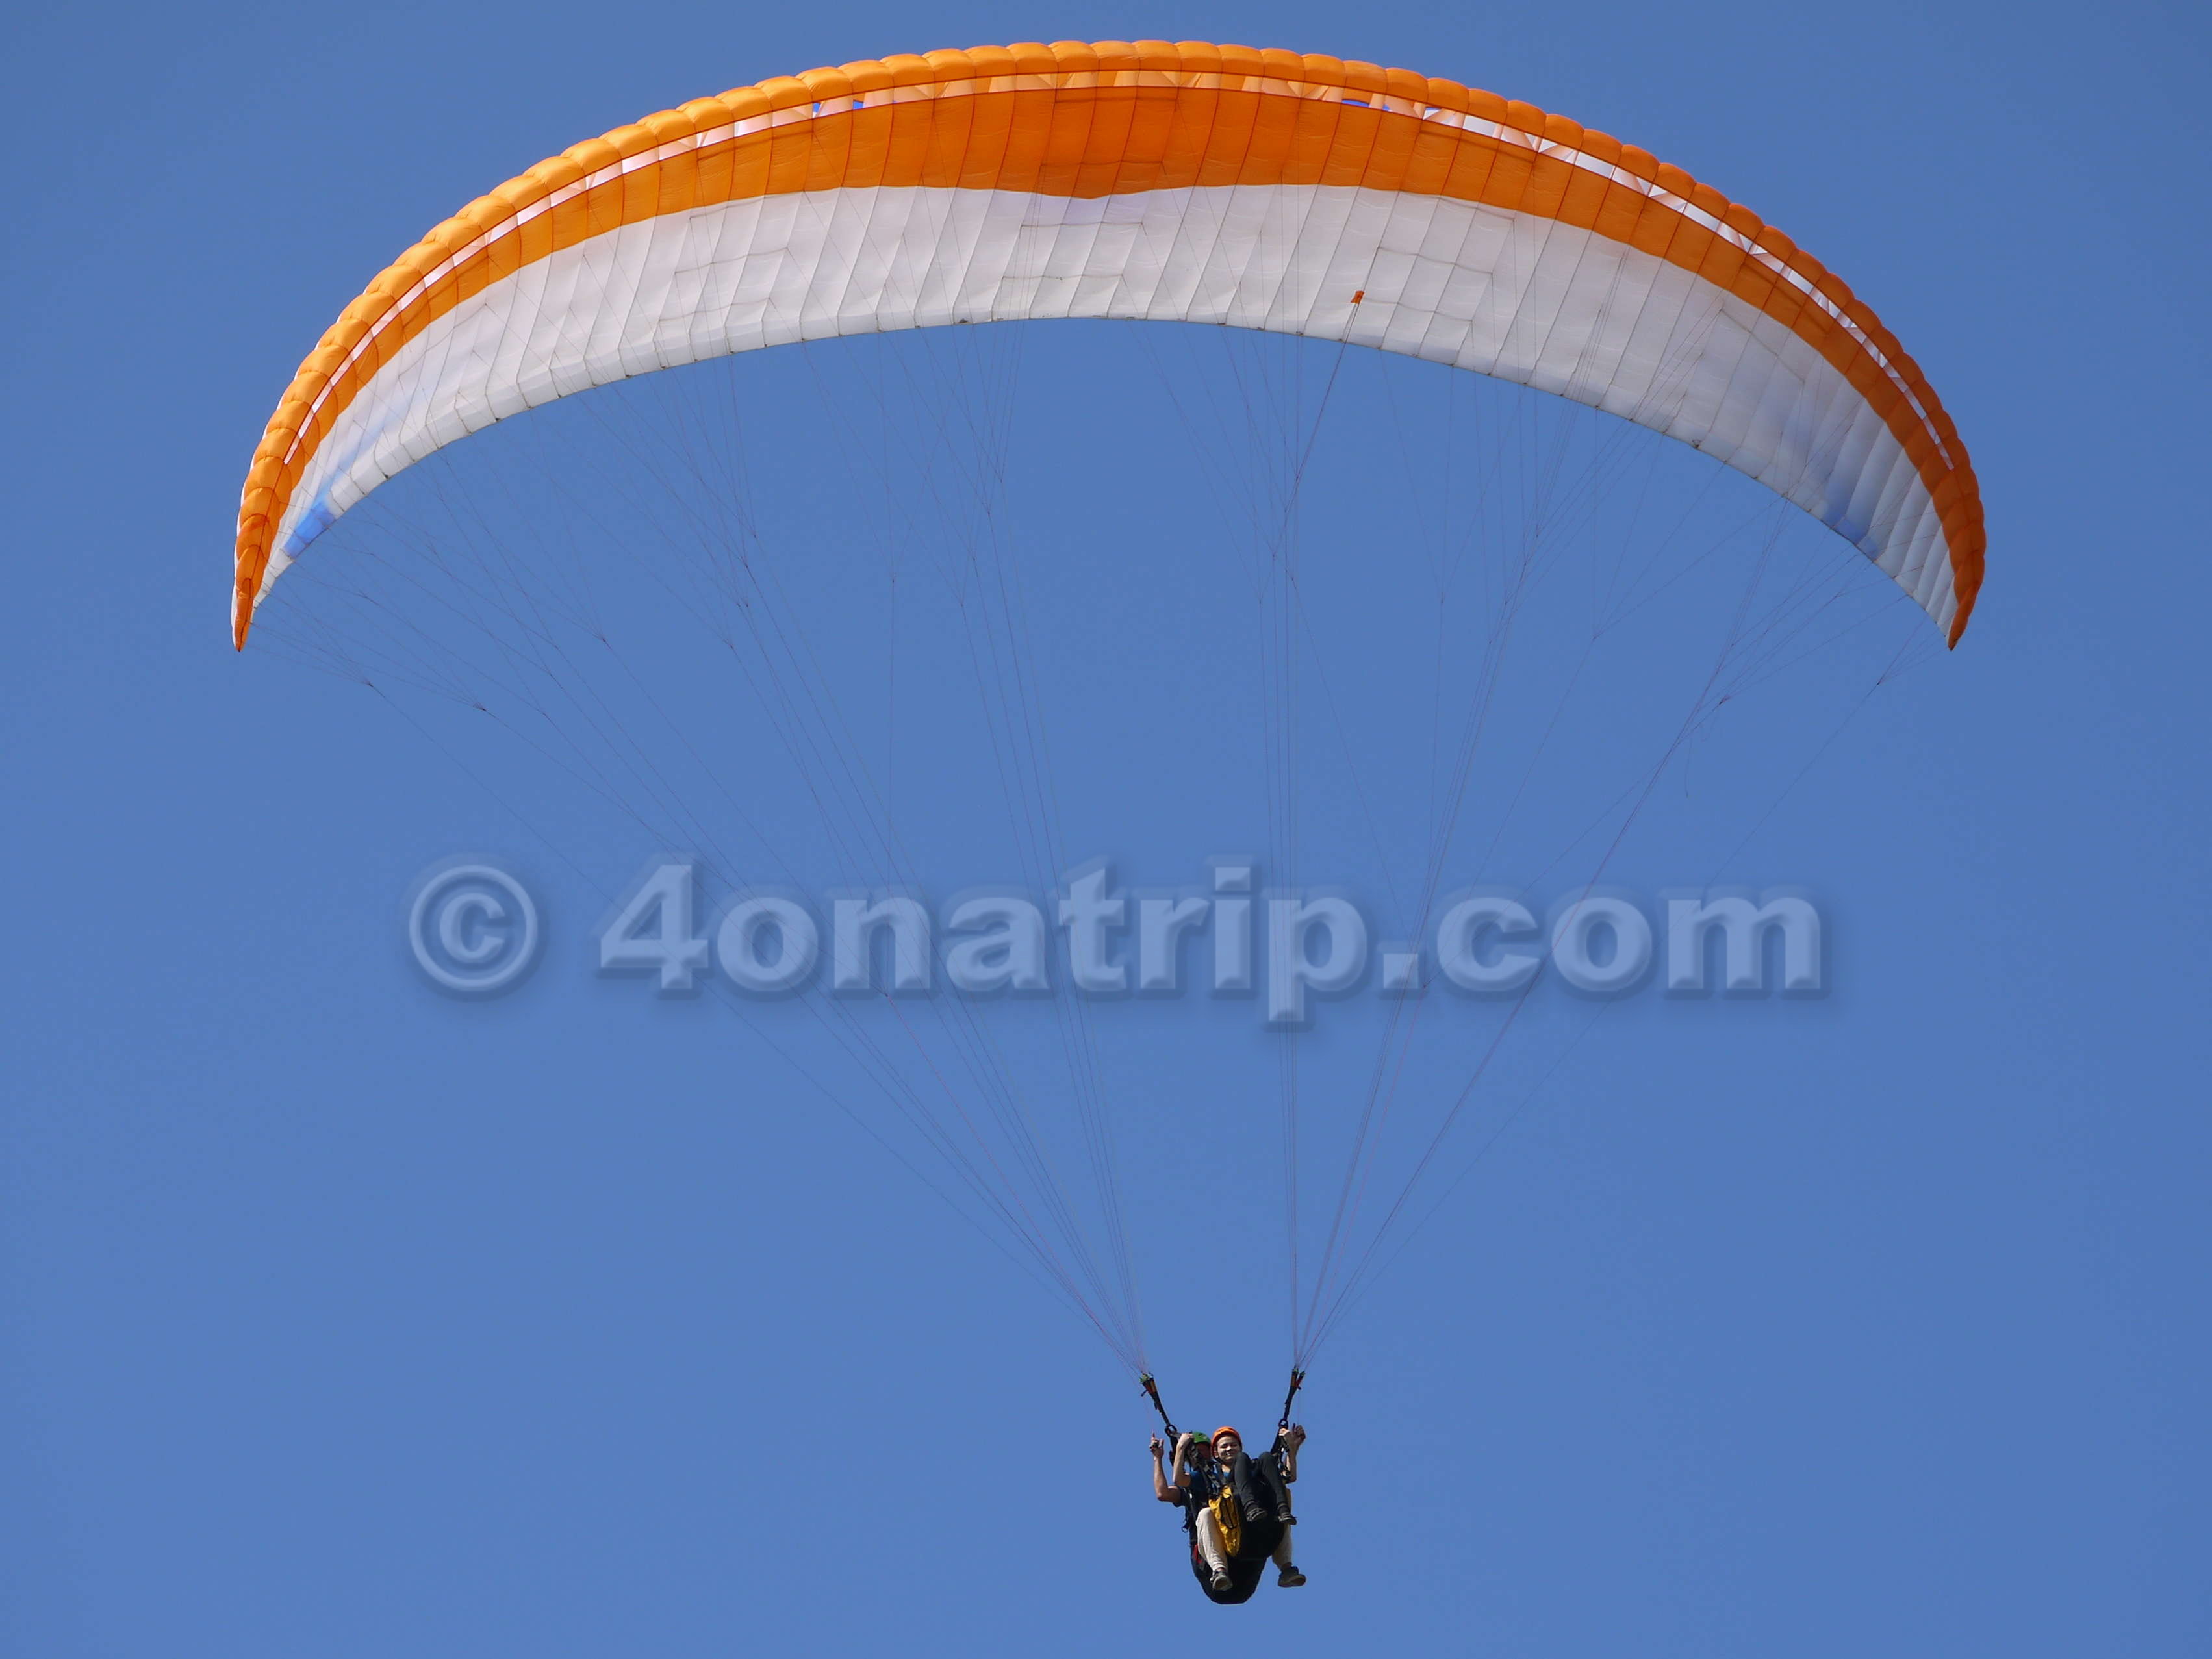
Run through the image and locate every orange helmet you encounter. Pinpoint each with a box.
[1212,1426,1242,1445]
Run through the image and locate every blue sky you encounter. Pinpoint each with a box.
[3,3,2209,1654]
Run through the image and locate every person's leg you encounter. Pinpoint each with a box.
[1227,1450,1290,1524]
[1247,1450,1291,1530]
[1254,1448,1294,1523]
[1194,1511,1232,1584]
[1272,1521,1306,1587]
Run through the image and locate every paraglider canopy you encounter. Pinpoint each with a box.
[232,40,1983,650]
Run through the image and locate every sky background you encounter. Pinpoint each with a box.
[4,2,2210,1655]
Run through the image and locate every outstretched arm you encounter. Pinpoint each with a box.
[1277,1423,1306,1483]
[1150,1436,1182,1502]
[1170,1432,1197,1491]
